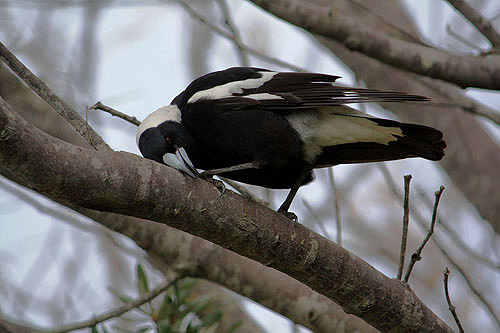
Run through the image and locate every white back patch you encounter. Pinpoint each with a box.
[136,105,182,145]
[187,71,278,104]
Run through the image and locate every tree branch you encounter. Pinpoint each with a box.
[443,268,465,333]
[249,0,500,90]
[0,41,109,150]
[404,186,445,283]
[0,97,452,332]
[51,278,180,333]
[397,175,411,280]
[446,0,500,49]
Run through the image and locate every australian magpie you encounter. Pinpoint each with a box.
[137,67,445,217]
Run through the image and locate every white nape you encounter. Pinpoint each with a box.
[136,105,182,145]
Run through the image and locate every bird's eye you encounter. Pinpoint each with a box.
[165,136,172,145]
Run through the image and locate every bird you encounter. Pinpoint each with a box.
[136,67,446,219]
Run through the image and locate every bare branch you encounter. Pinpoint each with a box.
[328,168,342,246]
[51,277,180,333]
[443,268,465,333]
[446,0,500,49]
[216,0,250,66]
[89,101,141,126]
[378,164,500,329]
[0,96,452,332]
[397,175,412,280]
[446,24,484,52]
[0,41,109,150]
[404,186,445,283]
[250,0,500,90]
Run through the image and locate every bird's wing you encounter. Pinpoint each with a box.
[175,68,429,113]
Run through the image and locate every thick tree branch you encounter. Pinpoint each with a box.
[0,98,452,332]
[249,0,500,90]
[446,0,500,49]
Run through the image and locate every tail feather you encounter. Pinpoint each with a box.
[314,118,446,167]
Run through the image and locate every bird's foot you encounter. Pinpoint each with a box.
[278,209,298,223]
[201,175,226,196]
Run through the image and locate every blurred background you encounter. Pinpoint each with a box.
[1,0,500,332]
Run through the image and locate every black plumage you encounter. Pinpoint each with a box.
[137,67,446,216]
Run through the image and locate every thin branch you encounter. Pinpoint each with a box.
[397,175,412,280]
[328,168,342,246]
[446,0,500,48]
[412,74,500,127]
[302,199,334,240]
[404,186,445,283]
[51,277,180,333]
[216,0,250,66]
[89,101,141,126]
[413,185,500,270]
[0,41,109,150]
[446,24,484,52]
[443,268,465,333]
[379,164,500,329]
[176,0,308,72]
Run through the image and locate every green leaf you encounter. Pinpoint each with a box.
[136,264,149,296]
[91,325,98,333]
[157,292,175,322]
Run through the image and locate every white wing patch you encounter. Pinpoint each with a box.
[286,107,403,162]
[187,71,278,104]
[136,105,182,145]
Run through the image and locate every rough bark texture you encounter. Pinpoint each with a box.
[249,0,500,90]
[0,97,452,332]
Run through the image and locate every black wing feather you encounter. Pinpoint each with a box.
[210,70,429,112]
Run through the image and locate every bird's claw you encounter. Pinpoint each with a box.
[278,209,299,223]
[203,176,226,197]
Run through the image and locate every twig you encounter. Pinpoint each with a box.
[379,164,500,329]
[216,0,250,66]
[413,74,500,127]
[51,277,180,333]
[443,268,465,333]
[302,199,333,240]
[89,101,141,126]
[0,41,109,151]
[446,24,484,52]
[328,168,342,246]
[176,0,307,72]
[414,185,500,270]
[404,186,445,283]
[446,0,500,48]
[397,175,412,280]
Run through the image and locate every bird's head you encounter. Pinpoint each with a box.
[137,105,198,177]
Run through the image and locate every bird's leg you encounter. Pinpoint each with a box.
[200,162,259,177]
[278,167,312,222]
[200,162,260,197]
